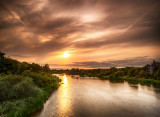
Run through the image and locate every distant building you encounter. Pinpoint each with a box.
[146,60,160,75]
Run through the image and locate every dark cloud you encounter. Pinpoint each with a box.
[51,61,115,69]
[74,24,160,49]
[0,21,22,29]
[68,61,114,68]
[51,56,160,69]
[0,0,159,65]
[107,56,159,67]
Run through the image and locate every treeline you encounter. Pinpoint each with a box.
[52,67,160,80]
[52,66,160,86]
[0,51,60,117]
[0,51,51,75]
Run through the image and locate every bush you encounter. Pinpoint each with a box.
[0,75,43,102]
[138,70,150,79]
[22,70,59,88]
[0,75,46,117]
[125,77,139,85]
[12,79,43,99]
[1,97,44,117]
[100,76,109,80]
[0,52,60,117]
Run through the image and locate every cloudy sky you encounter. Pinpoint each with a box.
[0,0,160,68]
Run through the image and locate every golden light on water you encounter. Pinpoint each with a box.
[63,75,68,84]
[58,75,72,116]
[62,51,70,57]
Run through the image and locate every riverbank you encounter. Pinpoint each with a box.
[0,73,60,117]
[0,51,60,117]
[100,76,160,87]
[52,67,160,87]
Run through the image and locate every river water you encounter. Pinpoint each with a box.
[31,74,160,117]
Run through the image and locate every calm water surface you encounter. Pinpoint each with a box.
[31,75,160,117]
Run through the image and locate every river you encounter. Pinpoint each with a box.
[30,74,160,117]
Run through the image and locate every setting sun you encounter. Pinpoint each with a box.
[62,51,70,57]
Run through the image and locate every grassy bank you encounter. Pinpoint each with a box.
[0,51,60,117]
[0,72,60,117]
[100,76,160,87]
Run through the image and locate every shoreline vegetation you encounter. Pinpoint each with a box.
[101,76,160,87]
[52,65,160,87]
[0,51,60,117]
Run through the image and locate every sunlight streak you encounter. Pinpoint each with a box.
[63,75,68,84]
[58,75,73,117]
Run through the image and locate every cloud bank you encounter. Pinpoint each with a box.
[0,0,160,67]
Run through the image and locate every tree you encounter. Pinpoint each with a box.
[134,69,139,77]
[0,51,19,74]
[43,64,50,73]
[70,68,80,75]
[0,51,7,73]
[0,51,5,59]
[114,70,125,77]
[127,68,136,77]
[30,63,42,72]
[139,70,148,78]
[16,62,29,74]
[110,67,117,74]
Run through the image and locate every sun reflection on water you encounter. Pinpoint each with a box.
[58,75,72,117]
[63,75,68,84]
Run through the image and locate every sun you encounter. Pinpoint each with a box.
[62,51,70,57]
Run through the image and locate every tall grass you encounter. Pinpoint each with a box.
[99,75,160,87]
[0,73,60,117]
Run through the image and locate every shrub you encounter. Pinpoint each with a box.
[22,70,59,88]
[0,75,43,102]
[12,79,43,99]
[1,97,44,117]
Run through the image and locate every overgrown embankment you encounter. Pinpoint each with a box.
[0,72,60,117]
[0,51,60,117]
[100,75,160,87]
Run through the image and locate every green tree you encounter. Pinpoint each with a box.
[0,51,8,73]
[17,62,29,74]
[127,68,136,77]
[0,75,42,101]
[114,70,125,78]
[139,70,148,78]
[30,63,42,72]
[43,64,51,73]
[134,69,139,77]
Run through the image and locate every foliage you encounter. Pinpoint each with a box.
[127,68,136,77]
[0,51,51,75]
[0,51,19,74]
[22,70,60,88]
[53,65,160,81]
[0,51,60,117]
[1,97,44,117]
[52,64,160,87]
[113,70,125,77]
[0,75,43,102]
[42,64,51,73]
[0,74,59,117]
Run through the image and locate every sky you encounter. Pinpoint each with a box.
[0,0,160,69]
